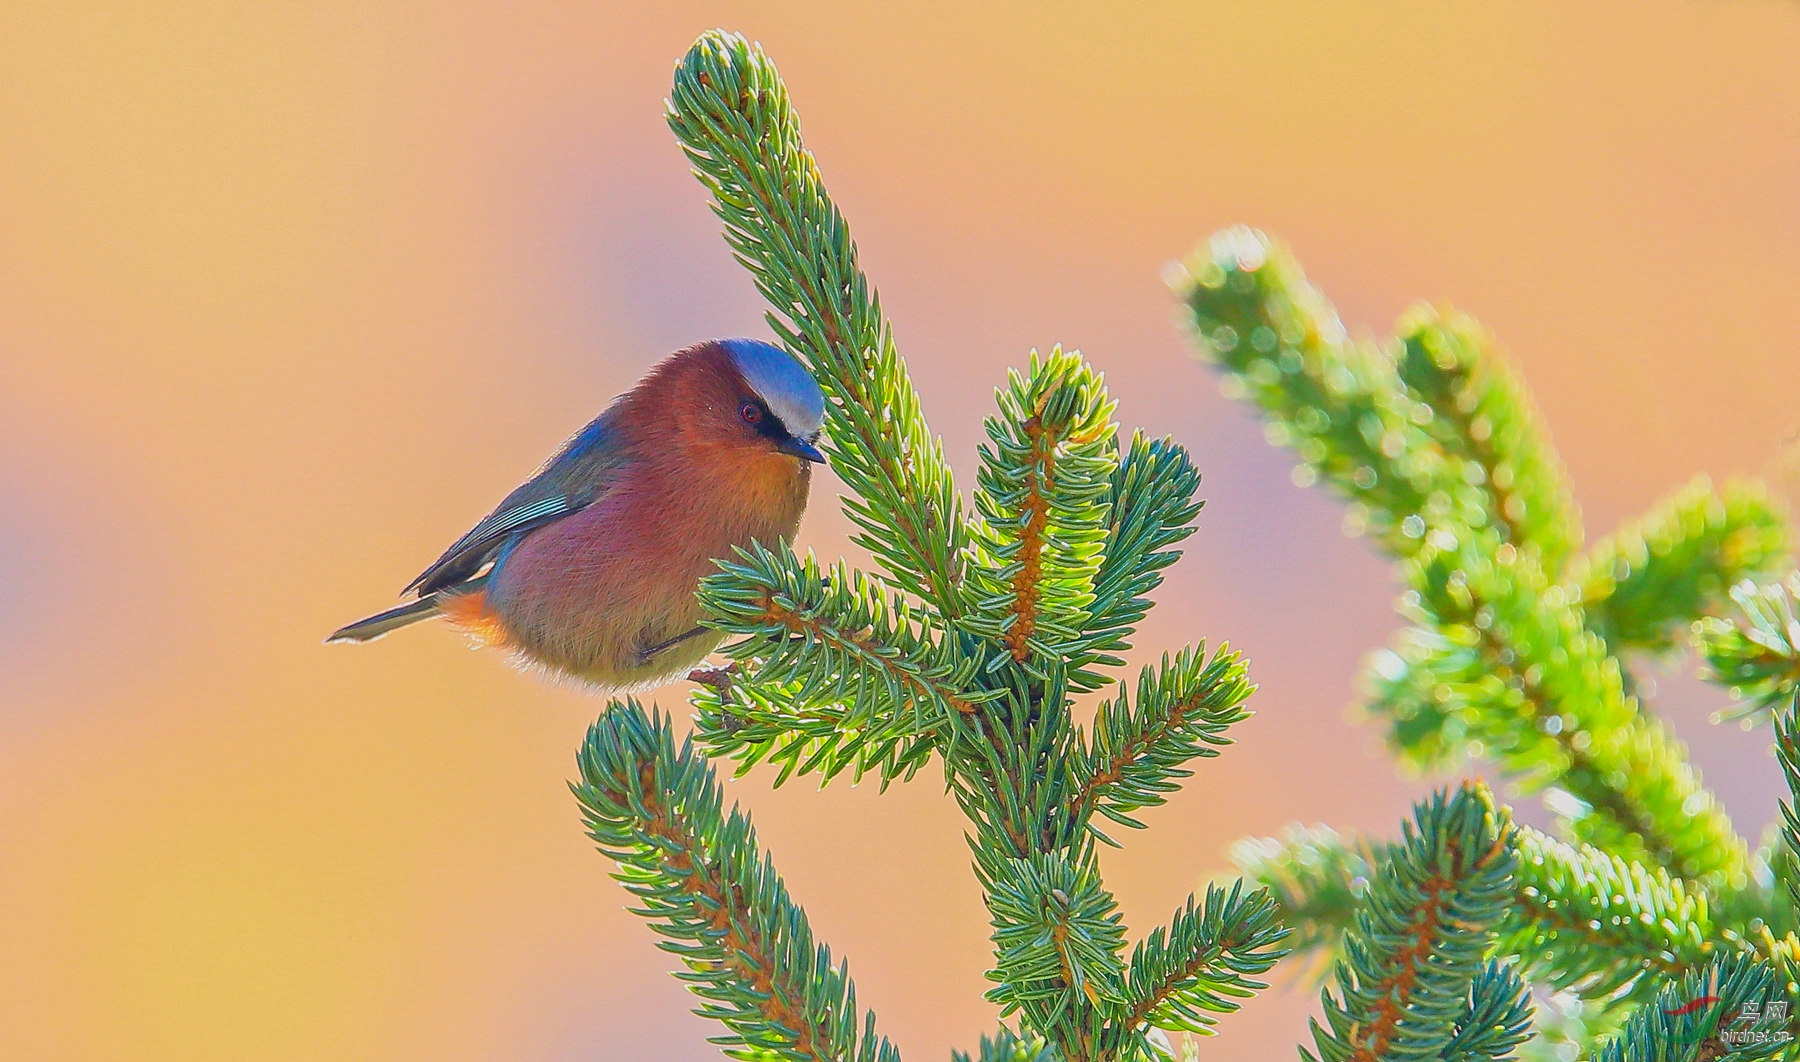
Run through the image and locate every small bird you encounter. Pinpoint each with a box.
[328,338,826,690]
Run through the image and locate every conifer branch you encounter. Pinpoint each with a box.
[966,347,1119,682]
[1776,695,1800,917]
[1074,645,1254,839]
[690,666,936,789]
[1504,826,1719,1003]
[1301,785,1517,1062]
[1169,229,1479,555]
[1517,992,1627,1062]
[577,30,1800,1062]
[1440,961,1534,1062]
[1571,478,1791,654]
[1588,952,1790,1062]
[951,1028,1060,1062]
[1381,534,1746,884]
[983,851,1129,1056]
[573,702,899,1062]
[1711,831,1800,949]
[667,30,969,617]
[1104,880,1288,1043]
[701,541,993,730]
[1229,825,1379,970]
[1393,306,1581,569]
[1174,227,1750,890]
[1081,433,1204,682]
[1233,821,1791,1010]
[953,678,1092,868]
[1696,575,1800,722]
[1173,233,1576,567]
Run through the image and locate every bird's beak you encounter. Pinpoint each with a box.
[778,434,827,464]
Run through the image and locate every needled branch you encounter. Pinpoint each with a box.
[576,26,1800,1062]
[1505,826,1726,1004]
[667,30,968,618]
[1376,533,1746,885]
[1229,825,1380,974]
[966,347,1118,684]
[984,851,1129,1052]
[1103,880,1287,1048]
[1234,821,1781,1009]
[952,1027,1060,1062]
[1776,695,1800,919]
[1170,228,1487,555]
[690,665,936,789]
[1075,644,1254,840]
[701,540,993,731]
[1173,226,1754,897]
[1302,785,1519,1062]
[1571,478,1791,655]
[1695,575,1800,722]
[1393,305,1581,569]
[573,702,898,1062]
[1440,961,1534,1062]
[1588,953,1790,1062]
[1081,433,1204,677]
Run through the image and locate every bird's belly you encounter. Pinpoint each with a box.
[482,500,781,690]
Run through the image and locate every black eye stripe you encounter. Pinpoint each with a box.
[739,398,793,441]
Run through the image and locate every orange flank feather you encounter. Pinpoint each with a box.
[439,587,510,647]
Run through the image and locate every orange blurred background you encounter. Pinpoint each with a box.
[2,3,1797,1059]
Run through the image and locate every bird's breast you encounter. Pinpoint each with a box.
[481,454,810,687]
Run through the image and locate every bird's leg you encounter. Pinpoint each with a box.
[638,625,708,661]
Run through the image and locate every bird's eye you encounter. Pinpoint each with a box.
[739,402,763,425]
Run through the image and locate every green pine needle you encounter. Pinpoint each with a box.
[951,1027,1061,1062]
[667,29,969,618]
[1170,227,1487,554]
[1081,432,1205,681]
[700,540,997,734]
[1393,305,1581,569]
[1076,644,1255,840]
[1572,478,1791,655]
[1775,694,1800,919]
[1696,575,1800,721]
[1588,952,1791,1062]
[572,28,1800,1062]
[1440,961,1534,1062]
[984,851,1129,1037]
[1378,532,1746,884]
[1174,225,1756,895]
[1302,784,1517,1062]
[689,665,936,790]
[1233,820,1791,1011]
[572,702,899,1062]
[966,346,1120,684]
[1229,825,1379,971]
[1108,880,1288,1042]
[1505,826,1723,1004]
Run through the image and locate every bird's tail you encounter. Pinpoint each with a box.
[327,595,444,644]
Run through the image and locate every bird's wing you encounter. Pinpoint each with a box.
[404,413,631,596]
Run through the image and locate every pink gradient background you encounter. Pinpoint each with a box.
[2,4,1797,1059]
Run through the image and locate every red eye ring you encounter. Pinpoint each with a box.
[739,402,763,425]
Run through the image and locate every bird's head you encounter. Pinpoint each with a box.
[639,339,827,470]
[716,338,827,465]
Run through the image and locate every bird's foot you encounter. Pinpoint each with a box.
[687,662,745,732]
[687,661,740,690]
